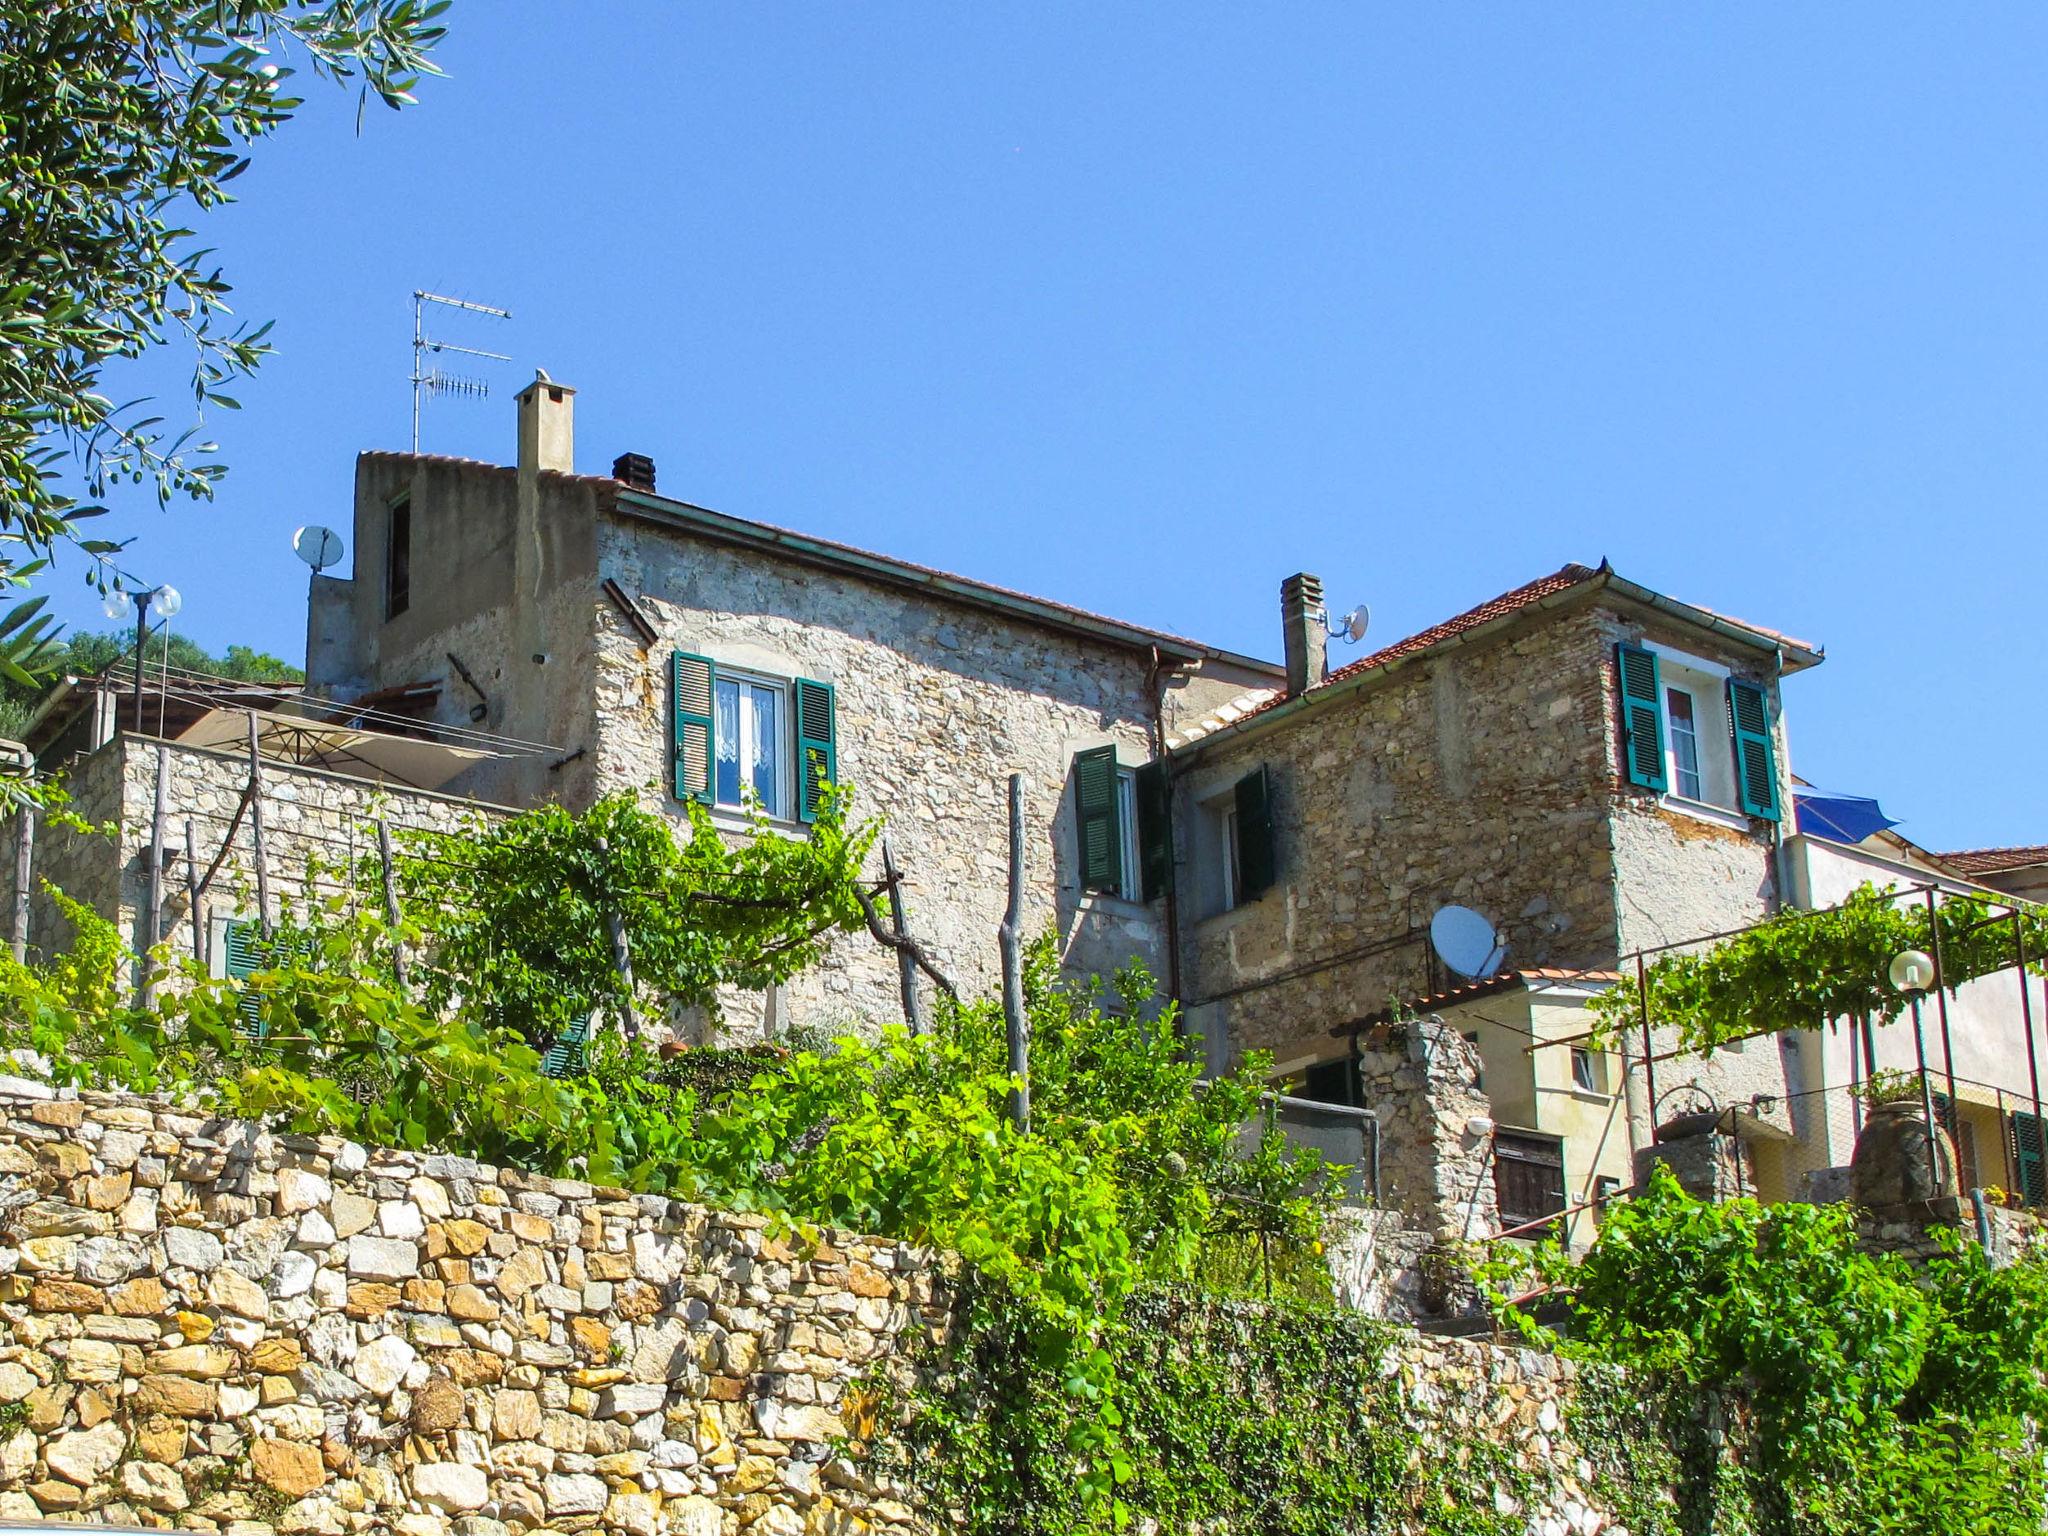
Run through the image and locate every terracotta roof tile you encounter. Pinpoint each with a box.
[1939,846,2048,876]
[1332,966,1621,1035]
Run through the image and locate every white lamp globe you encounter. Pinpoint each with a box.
[100,587,132,621]
[1889,950,1936,994]
[153,584,182,619]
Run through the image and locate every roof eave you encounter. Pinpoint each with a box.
[1602,572,1824,673]
[610,489,1279,672]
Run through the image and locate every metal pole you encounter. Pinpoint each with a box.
[377,819,410,992]
[246,711,270,936]
[2000,1086,2014,1195]
[881,838,922,1034]
[183,819,204,965]
[1637,954,1659,1138]
[2017,916,2043,1191]
[130,593,151,734]
[1926,889,1960,1114]
[1000,773,1029,1134]
[9,805,32,964]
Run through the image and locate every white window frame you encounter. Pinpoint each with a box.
[1570,1046,1607,1096]
[1218,801,1242,913]
[1113,766,1141,903]
[712,668,794,820]
[1665,686,1704,801]
[1644,642,1743,820]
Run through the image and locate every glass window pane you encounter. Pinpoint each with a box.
[1666,687,1702,800]
[714,679,740,807]
[750,683,781,816]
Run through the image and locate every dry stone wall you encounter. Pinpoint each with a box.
[0,1086,944,1536]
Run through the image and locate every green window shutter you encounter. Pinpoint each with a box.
[221,918,267,1040]
[1615,643,1668,792]
[1074,745,1122,895]
[540,1013,592,1079]
[671,652,716,804]
[1725,678,1780,822]
[1234,764,1276,900]
[1134,759,1172,902]
[794,678,837,824]
[2012,1111,2048,1206]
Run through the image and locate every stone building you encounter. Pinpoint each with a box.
[299,374,1277,1034]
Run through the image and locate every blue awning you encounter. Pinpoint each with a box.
[1794,789,1900,846]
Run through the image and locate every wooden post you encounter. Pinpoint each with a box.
[1000,773,1029,1134]
[138,744,169,1009]
[593,835,639,1038]
[377,819,411,993]
[9,804,32,964]
[183,819,205,964]
[247,711,271,936]
[881,838,923,1034]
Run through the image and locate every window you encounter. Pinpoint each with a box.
[1613,642,1780,822]
[385,495,410,620]
[1570,1047,1604,1094]
[1219,802,1242,909]
[1074,747,1169,902]
[670,653,835,823]
[1202,764,1276,914]
[1665,688,1703,800]
[1113,767,1141,902]
[714,673,787,818]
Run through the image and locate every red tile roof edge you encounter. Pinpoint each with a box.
[1938,846,2048,876]
[1331,966,1621,1035]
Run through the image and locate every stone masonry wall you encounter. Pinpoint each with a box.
[0,1085,944,1536]
[4,737,501,979]
[0,1089,1737,1536]
[1173,606,1623,1070]
[591,517,1261,1039]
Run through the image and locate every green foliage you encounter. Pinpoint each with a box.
[390,788,877,1044]
[1499,1167,2048,1535]
[1591,883,2048,1057]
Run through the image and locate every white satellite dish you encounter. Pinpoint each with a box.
[293,525,344,575]
[1337,604,1370,644]
[1429,904,1507,981]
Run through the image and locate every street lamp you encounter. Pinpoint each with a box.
[101,583,183,732]
[1891,948,1940,1156]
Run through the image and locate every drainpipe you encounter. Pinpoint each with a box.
[1971,1186,1994,1253]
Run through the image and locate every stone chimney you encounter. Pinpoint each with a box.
[1280,572,1326,696]
[516,370,575,475]
[611,452,656,491]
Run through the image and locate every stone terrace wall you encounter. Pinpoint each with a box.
[0,1086,943,1536]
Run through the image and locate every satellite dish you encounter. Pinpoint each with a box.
[1323,603,1371,644]
[293,525,344,575]
[1430,904,1507,981]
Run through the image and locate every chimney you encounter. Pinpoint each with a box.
[611,452,656,491]
[1280,572,1326,697]
[516,369,575,475]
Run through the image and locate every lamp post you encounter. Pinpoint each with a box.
[1891,948,1940,1152]
[100,583,183,733]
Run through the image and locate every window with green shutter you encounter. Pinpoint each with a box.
[221,917,267,1040]
[1615,643,1667,792]
[1725,678,1780,822]
[794,678,836,824]
[672,652,716,804]
[2013,1111,2048,1206]
[540,1013,592,1079]
[1074,745,1122,895]
[1134,759,1172,902]
[1233,764,1275,900]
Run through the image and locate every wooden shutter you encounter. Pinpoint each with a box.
[1234,764,1275,899]
[540,1012,592,1079]
[671,652,715,804]
[1725,678,1780,822]
[222,918,267,1040]
[1134,759,1171,902]
[2013,1112,2048,1206]
[795,679,837,824]
[1614,644,1667,792]
[1074,745,1122,894]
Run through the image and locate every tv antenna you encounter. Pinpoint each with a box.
[410,290,512,452]
[1428,904,1508,981]
[292,524,344,576]
[1323,602,1371,645]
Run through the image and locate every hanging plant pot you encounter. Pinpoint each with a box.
[1850,1098,1958,1207]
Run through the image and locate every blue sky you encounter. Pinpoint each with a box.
[53,3,2046,851]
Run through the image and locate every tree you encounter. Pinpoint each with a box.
[0,1,449,707]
